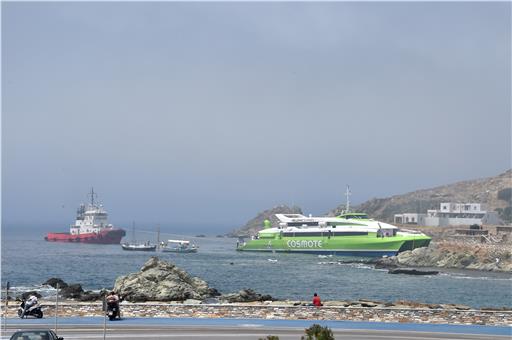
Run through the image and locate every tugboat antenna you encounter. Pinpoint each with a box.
[89,187,97,206]
[345,185,351,213]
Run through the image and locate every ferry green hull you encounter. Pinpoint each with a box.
[237,232,431,257]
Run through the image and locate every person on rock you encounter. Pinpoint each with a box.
[312,293,322,307]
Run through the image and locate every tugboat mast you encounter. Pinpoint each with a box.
[89,187,97,206]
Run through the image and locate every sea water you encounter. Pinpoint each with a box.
[2,228,511,308]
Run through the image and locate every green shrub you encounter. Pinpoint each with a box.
[497,188,512,202]
[503,206,512,222]
[495,206,512,223]
[301,324,335,340]
[259,336,279,340]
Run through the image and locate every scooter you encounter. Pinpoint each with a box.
[106,301,120,321]
[17,300,43,318]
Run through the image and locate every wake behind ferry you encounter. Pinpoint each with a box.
[45,188,126,244]
[237,188,431,257]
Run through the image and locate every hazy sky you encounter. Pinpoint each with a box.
[2,2,511,231]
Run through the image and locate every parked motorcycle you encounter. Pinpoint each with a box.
[17,300,43,319]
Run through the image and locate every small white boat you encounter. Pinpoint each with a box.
[121,223,156,251]
[160,239,198,253]
[121,242,157,251]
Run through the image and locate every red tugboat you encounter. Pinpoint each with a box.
[45,188,126,244]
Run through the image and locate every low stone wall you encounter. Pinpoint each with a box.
[2,302,511,327]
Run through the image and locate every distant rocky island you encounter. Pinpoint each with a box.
[227,204,302,237]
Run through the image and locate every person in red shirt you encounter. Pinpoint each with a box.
[312,293,322,307]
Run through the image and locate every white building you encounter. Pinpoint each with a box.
[394,213,426,225]
[423,203,501,227]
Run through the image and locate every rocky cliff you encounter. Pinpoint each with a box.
[330,170,512,223]
[228,204,302,237]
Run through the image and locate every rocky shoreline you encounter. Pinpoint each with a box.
[375,241,512,272]
[7,257,510,327]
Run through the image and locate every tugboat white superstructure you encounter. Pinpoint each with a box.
[45,188,126,244]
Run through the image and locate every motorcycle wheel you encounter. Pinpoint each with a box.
[36,310,43,318]
[109,315,115,321]
[17,309,23,318]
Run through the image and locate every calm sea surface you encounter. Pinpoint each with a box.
[2,228,511,308]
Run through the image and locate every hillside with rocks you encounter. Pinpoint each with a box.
[228,205,302,237]
[330,169,512,223]
[376,240,512,272]
[229,170,510,237]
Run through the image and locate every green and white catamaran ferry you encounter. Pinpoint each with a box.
[237,188,431,257]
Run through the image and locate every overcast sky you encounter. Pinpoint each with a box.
[2,2,510,231]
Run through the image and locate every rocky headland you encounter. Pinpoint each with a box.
[376,240,512,272]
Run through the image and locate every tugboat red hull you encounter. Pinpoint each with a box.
[44,228,126,244]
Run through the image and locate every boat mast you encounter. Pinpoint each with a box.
[89,187,97,206]
[345,185,351,213]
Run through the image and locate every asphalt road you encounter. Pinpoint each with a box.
[3,324,511,340]
[2,318,511,340]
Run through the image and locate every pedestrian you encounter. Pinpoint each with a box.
[312,293,322,307]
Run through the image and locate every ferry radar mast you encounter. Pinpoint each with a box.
[345,185,351,213]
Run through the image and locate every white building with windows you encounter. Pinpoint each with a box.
[423,202,500,227]
[394,203,501,227]
[394,213,426,225]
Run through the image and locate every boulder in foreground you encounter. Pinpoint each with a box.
[114,257,219,302]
